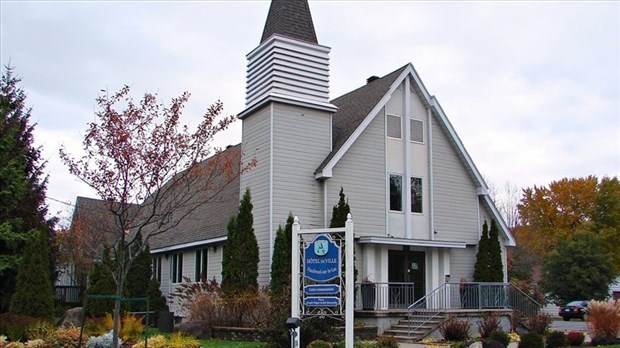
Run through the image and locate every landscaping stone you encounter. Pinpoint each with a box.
[57,307,83,328]
[174,320,212,339]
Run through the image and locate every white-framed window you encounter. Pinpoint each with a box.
[387,114,402,139]
[152,256,162,282]
[410,119,424,143]
[171,252,183,284]
[195,249,208,282]
[389,174,403,212]
[411,177,423,213]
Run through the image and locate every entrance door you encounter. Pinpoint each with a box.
[388,250,425,307]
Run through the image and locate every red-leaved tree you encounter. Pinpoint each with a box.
[60,86,252,347]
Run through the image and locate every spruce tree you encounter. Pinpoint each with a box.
[488,220,504,282]
[125,234,167,313]
[221,189,259,294]
[473,220,491,282]
[9,231,54,319]
[1,66,53,311]
[329,187,351,228]
[270,213,293,298]
[85,247,117,317]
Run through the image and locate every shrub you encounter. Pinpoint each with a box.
[586,299,620,340]
[163,332,201,348]
[478,312,501,338]
[24,321,54,340]
[47,327,86,347]
[83,315,111,337]
[517,332,544,348]
[24,339,45,347]
[6,342,25,348]
[307,340,332,348]
[545,330,567,348]
[86,331,122,348]
[590,336,620,346]
[528,312,552,335]
[439,316,471,341]
[0,313,39,341]
[482,341,505,348]
[508,331,520,343]
[375,335,399,348]
[488,330,510,347]
[120,313,144,342]
[131,335,167,348]
[566,331,584,346]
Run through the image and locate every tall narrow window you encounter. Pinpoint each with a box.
[387,115,402,139]
[195,249,208,282]
[152,256,162,282]
[171,253,183,283]
[411,177,423,213]
[410,119,424,143]
[390,174,403,211]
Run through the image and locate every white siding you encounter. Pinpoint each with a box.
[431,121,479,244]
[449,247,477,282]
[330,111,386,236]
[208,245,223,284]
[240,105,273,286]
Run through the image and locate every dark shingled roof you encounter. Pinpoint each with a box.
[261,0,318,44]
[70,196,125,257]
[316,64,408,174]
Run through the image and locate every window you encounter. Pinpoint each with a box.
[387,115,402,139]
[152,256,162,282]
[171,252,183,283]
[411,177,423,213]
[390,174,403,211]
[195,249,208,282]
[410,119,424,143]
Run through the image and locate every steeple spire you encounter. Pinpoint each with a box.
[261,0,318,44]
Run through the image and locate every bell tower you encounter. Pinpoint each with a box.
[240,0,337,284]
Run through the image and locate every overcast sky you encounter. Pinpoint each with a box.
[1,0,619,226]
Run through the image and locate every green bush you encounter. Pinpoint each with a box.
[307,340,332,348]
[545,330,567,348]
[0,313,39,341]
[482,341,505,348]
[517,332,544,348]
[488,330,510,347]
[375,335,399,348]
[439,316,471,341]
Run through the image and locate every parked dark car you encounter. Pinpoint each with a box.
[559,300,589,321]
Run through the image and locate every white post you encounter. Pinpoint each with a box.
[291,217,301,347]
[345,214,354,347]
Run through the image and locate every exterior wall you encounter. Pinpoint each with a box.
[329,110,386,237]
[449,247,478,282]
[431,119,479,244]
[241,102,331,285]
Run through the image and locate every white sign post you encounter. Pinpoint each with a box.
[291,214,354,348]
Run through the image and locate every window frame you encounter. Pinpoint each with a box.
[410,119,424,143]
[410,176,423,214]
[171,252,183,284]
[152,256,162,282]
[389,173,404,212]
[195,249,208,282]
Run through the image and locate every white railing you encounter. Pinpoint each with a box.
[355,282,415,310]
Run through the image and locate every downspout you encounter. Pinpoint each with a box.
[427,107,435,240]
[404,78,412,239]
[323,179,328,228]
[269,103,274,266]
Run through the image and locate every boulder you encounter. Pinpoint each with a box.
[174,320,212,339]
[57,307,83,328]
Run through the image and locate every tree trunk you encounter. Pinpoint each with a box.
[112,277,123,348]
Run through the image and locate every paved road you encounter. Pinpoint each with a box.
[550,319,588,332]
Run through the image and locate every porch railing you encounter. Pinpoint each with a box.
[54,285,85,306]
[355,282,415,310]
[407,282,541,336]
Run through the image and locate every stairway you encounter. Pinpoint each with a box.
[383,313,446,343]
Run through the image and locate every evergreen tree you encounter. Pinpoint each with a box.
[329,187,351,228]
[488,220,504,282]
[85,246,117,317]
[473,220,491,282]
[9,231,54,319]
[270,213,293,298]
[125,233,167,313]
[1,66,54,311]
[221,189,259,294]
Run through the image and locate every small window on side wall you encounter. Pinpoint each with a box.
[195,249,208,282]
[411,177,423,213]
[410,119,424,143]
[171,252,183,283]
[387,115,402,139]
[390,174,403,211]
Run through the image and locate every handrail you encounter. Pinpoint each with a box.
[407,282,541,338]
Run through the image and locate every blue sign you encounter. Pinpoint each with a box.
[305,296,340,307]
[304,234,340,282]
[304,284,340,295]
